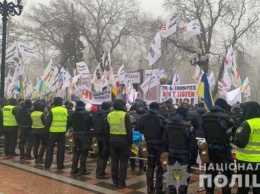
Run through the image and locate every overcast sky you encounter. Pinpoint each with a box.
[23,0,165,17]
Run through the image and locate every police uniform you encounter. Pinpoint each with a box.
[45,97,68,169]
[93,101,112,179]
[202,98,235,194]
[3,98,19,156]
[140,102,165,194]
[233,102,260,194]
[30,101,47,163]
[165,107,197,194]
[17,100,33,159]
[69,100,93,176]
[107,99,133,189]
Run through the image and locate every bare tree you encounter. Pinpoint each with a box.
[163,0,260,97]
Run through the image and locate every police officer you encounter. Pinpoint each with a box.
[30,101,47,163]
[3,98,19,156]
[93,101,112,179]
[107,99,133,189]
[165,107,197,194]
[202,98,235,194]
[128,102,146,173]
[45,97,68,169]
[68,100,93,176]
[232,101,260,194]
[139,102,165,194]
[17,100,33,160]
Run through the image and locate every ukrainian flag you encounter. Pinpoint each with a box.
[196,73,214,111]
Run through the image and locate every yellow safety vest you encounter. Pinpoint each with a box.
[235,118,260,162]
[31,111,45,129]
[49,106,68,132]
[3,105,18,127]
[107,110,127,135]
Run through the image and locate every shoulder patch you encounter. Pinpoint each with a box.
[236,127,243,134]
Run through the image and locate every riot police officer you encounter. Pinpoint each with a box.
[107,99,133,189]
[139,102,165,194]
[3,98,19,156]
[165,107,197,194]
[45,97,68,169]
[69,100,93,176]
[202,98,235,194]
[17,100,33,160]
[93,101,112,179]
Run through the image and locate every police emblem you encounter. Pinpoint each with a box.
[236,127,243,133]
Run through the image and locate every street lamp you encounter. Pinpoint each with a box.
[0,0,24,98]
[189,48,210,73]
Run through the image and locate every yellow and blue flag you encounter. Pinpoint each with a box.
[196,73,214,111]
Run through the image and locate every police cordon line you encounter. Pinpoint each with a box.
[0,97,259,193]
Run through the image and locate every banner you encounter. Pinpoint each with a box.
[119,72,140,84]
[6,42,19,63]
[160,6,177,38]
[76,61,92,88]
[81,89,111,105]
[147,32,162,66]
[160,84,198,106]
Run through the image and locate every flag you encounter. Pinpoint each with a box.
[62,74,81,90]
[208,71,215,88]
[11,59,23,93]
[172,72,181,88]
[196,73,214,111]
[39,60,55,92]
[230,52,241,87]
[140,69,162,93]
[222,69,232,90]
[192,65,201,83]
[218,81,227,98]
[147,32,162,66]
[224,46,233,71]
[117,64,125,84]
[241,77,251,97]
[226,87,241,105]
[160,6,177,38]
[6,42,19,63]
[17,41,37,58]
[183,20,201,40]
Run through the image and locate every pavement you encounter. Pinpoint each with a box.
[0,141,252,194]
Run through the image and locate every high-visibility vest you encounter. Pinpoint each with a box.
[107,110,127,135]
[49,106,68,132]
[31,111,45,129]
[3,105,18,127]
[235,118,260,162]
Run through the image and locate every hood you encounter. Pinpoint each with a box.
[241,101,260,121]
[196,107,207,115]
[209,105,225,113]
[169,114,184,122]
[148,109,159,114]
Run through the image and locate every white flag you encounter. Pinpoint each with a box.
[147,32,162,66]
[160,6,177,38]
[224,46,233,71]
[183,21,201,40]
[230,52,241,87]
[192,65,201,83]
[11,59,23,93]
[76,61,90,75]
[218,81,226,98]
[62,74,81,90]
[208,71,215,88]
[17,41,37,58]
[91,63,103,92]
[172,72,181,88]
[6,42,19,63]
[140,70,160,93]
[117,64,125,84]
[222,69,232,90]
[226,87,241,105]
